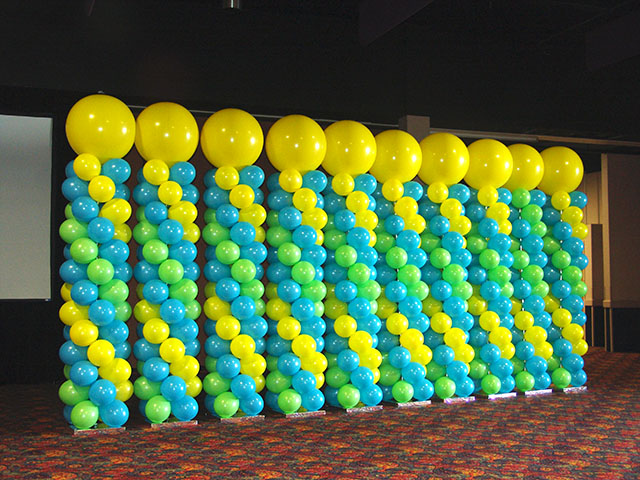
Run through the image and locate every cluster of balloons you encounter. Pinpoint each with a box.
[200,109,269,418]
[59,94,136,429]
[60,93,590,428]
[131,102,202,424]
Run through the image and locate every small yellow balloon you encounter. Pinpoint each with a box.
[370,130,422,183]
[88,176,116,203]
[427,182,449,203]
[200,108,264,168]
[440,198,462,219]
[477,185,499,207]
[230,184,256,209]
[394,197,418,218]
[59,301,88,326]
[386,312,409,335]
[69,320,99,346]
[216,315,241,340]
[279,169,303,192]
[418,132,469,186]
[168,201,198,225]
[143,318,170,344]
[561,206,583,226]
[504,144,544,191]
[204,296,231,320]
[266,114,327,173]
[186,376,203,397]
[183,222,201,243]
[143,159,170,185]
[87,339,115,367]
[538,146,584,194]
[113,224,132,242]
[292,334,317,358]
[455,343,476,363]
[465,139,513,189]
[346,191,370,213]
[230,334,256,359]
[292,188,317,212]
[239,203,267,227]
[322,120,377,176]
[277,316,301,340]
[573,222,589,239]
[215,166,240,190]
[404,214,426,234]
[100,198,132,225]
[332,173,355,196]
[66,94,135,161]
[382,179,404,201]
[551,191,571,211]
[449,216,471,235]
[334,315,358,338]
[158,181,183,206]
[159,338,186,363]
[115,380,134,402]
[430,312,452,334]
[73,153,102,181]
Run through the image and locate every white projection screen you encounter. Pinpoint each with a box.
[0,114,52,299]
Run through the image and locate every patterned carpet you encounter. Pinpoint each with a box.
[0,347,638,479]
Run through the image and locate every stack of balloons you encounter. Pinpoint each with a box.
[261,115,329,414]
[200,109,269,419]
[131,102,202,424]
[58,94,136,429]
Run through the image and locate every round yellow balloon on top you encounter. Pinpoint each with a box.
[370,130,422,183]
[135,102,199,166]
[265,115,326,173]
[322,120,377,176]
[504,144,544,191]
[65,94,135,162]
[418,132,469,186]
[465,139,513,189]
[538,146,584,194]
[201,108,264,168]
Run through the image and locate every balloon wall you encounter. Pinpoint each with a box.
[59,94,589,429]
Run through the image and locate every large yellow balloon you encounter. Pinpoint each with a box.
[538,146,584,194]
[370,130,422,183]
[201,108,264,168]
[265,115,326,173]
[465,139,513,189]
[418,133,469,186]
[65,94,135,162]
[504,144,544,191]
[322,120,377,176]
[135,102,199,166]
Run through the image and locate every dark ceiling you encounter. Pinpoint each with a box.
[1,0,639,146]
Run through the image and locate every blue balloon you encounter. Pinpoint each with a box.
[302,389,326,411]
[216,278,241,302]
[534,372,552,390]
[431,280,452,301]
[69,360,98,387]
[203,186,229,209]
[132,182,159,206]
[349,297,372,319]
[570,191,588,209]
[478,218,499,238]
[62,177,89,201]
[388,346,411,369]
[399,296,422,317]
[230,374,257,399]
[292,225,317,248]
[171,395,198,421]
[385,280,408,302]
[334,209,356,232]
[204,335,231,358]
[480,343,502,364]
[71,279,99,306]
[99,400,129,427]
[337,349,360,372]
[59,340,88,365]
[89,379,117,406]
[160,376,187,402]
[490,358,514,379]
[350,366,375,390]
[240,393,265,416]
[216,354,242,379]
[143,279,169,304]
[571,369,587,387]
[429,215,450,236]
[71,196,99,222]
[143,357,170,382]
[99,239,129,265]
[158,219,184,245]
[169,162,196,186]
[360,384,383,406]
[279,206,302,230]
[241,165,266,189]
[87,217,115,244]
[448,184,470,203]
[529,189,547,207]
[433,345,455,366]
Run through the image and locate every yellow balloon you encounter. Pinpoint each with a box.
[99,358,132,384]
[292,334,317,357]
[170,355,200,380]
[418,132,469,186]
[241,353,267,377]
[400,328,424,350]
[427,182,449,203]
[266,114,326,173]
[60,283,72,302]
[168,201,198,225]
[100,198,132,225]
[204,296,231,320]
[158,181,183,206]
[334,315,358,338]
[230,334,256,359]
[454,344,476,363]
[200,108,264,168]
[477,186,499,207]
[87,339,115,367]
[465,139,513,189]
[278,317,302,340]
[215,166,240,190]
[69,320,99,346]
[382,179,404,201]
[370,130,422,183]
[551,191,571,211]
[183,223,201,243]
[346,191,370,213]
[59,301,88,326]
[332,173,355,196]
[113,224,132,242]
[430,312,452,334]
[115,380,134,402]
[73,153,102,181]
[239,203,267,227]
[394,197,418,218]
[143,159,170,185]
[440,198,462,219]
[216,315,241,340]
[186,376,203,397]
[65,94,135,161]
[159,338,186,363]
[279,169,303,192]
[386,312,409,335]
[135,102,199,166]
[538,146,584,194]
[504,144,544,191]
[322,120,377,176]
[293,188,317,212]
[143,318,170,344]
[88,176,115,203]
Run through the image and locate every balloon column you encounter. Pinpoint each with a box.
[200,108,269,419]
[131,102,201,424]
[320,121,385,409]
[262,115,329,414]
[59,94,135,429]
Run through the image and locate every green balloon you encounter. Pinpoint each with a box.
[99,279,129,303]
[452,281,473,300]
[114,302,132,321]
[169,279,198,303]
[442,264,466,285]
[63,364,71,380]
[426,362,446,382]
[479,249,501,270]
[466,235,488,255]
[511,357,525,375]
[324,215,335,231]
[137,361,145,376]
[531,281,550,298]
[501,281,514,298]
[385,246,408,269]
[59,218,88,244]
[358,280,382,301]
[488,266,511,287]
[278,242,302,266]
[214,392,240,419]
[231,259,256,283]
[546,354,561,372]
[515,371,535,392]
[572,281,588,297]
[136,206,147,222]
[291,261,315,285]
[481,374,501,395]
[266,355,279,372]
[71,400,99,430]
[70,237,99,264]
[266,370,292,394]
[551,367,572,389]
[146,395,172,423]
[530,221,547,237]
[429,248,451,269]
[205,356,217,373]
[240,279,265,299]
[134,376,162,401]
[278,389,302,414]
[509,237,521,252]
[324,229,347,250]
[184,299,202,320]
[434,377,456,399]
[133,221,158,245]
[266,226,292,248]
[203,372,231,396]
[87,258,115,285]
[216,240,240,265]
[266,210,280,227]
[203,208,216,225]
[301,280,327,302]
[552,250,572,269]
[543,236,561,255]
[419,232,441,253]
[374,232,395,253]
[325,366,350,389]
[521,265,544,286]
[325,352,338,369]
[511,188,531,209]
[58,379,90,406]
[468,359,488,380]
[337,384,361,409]
[64,203,74,219]
[348,263,371,285]
[143,239,169,264]
[512,250,530,270]
[392,380,414,403]
[256,299,267,317]
[562,266,583,286]
[379,364,402,387]
[335,245,358,268]
[202,221,229,246]
[158,259,184,284]
[521,204,543,224]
